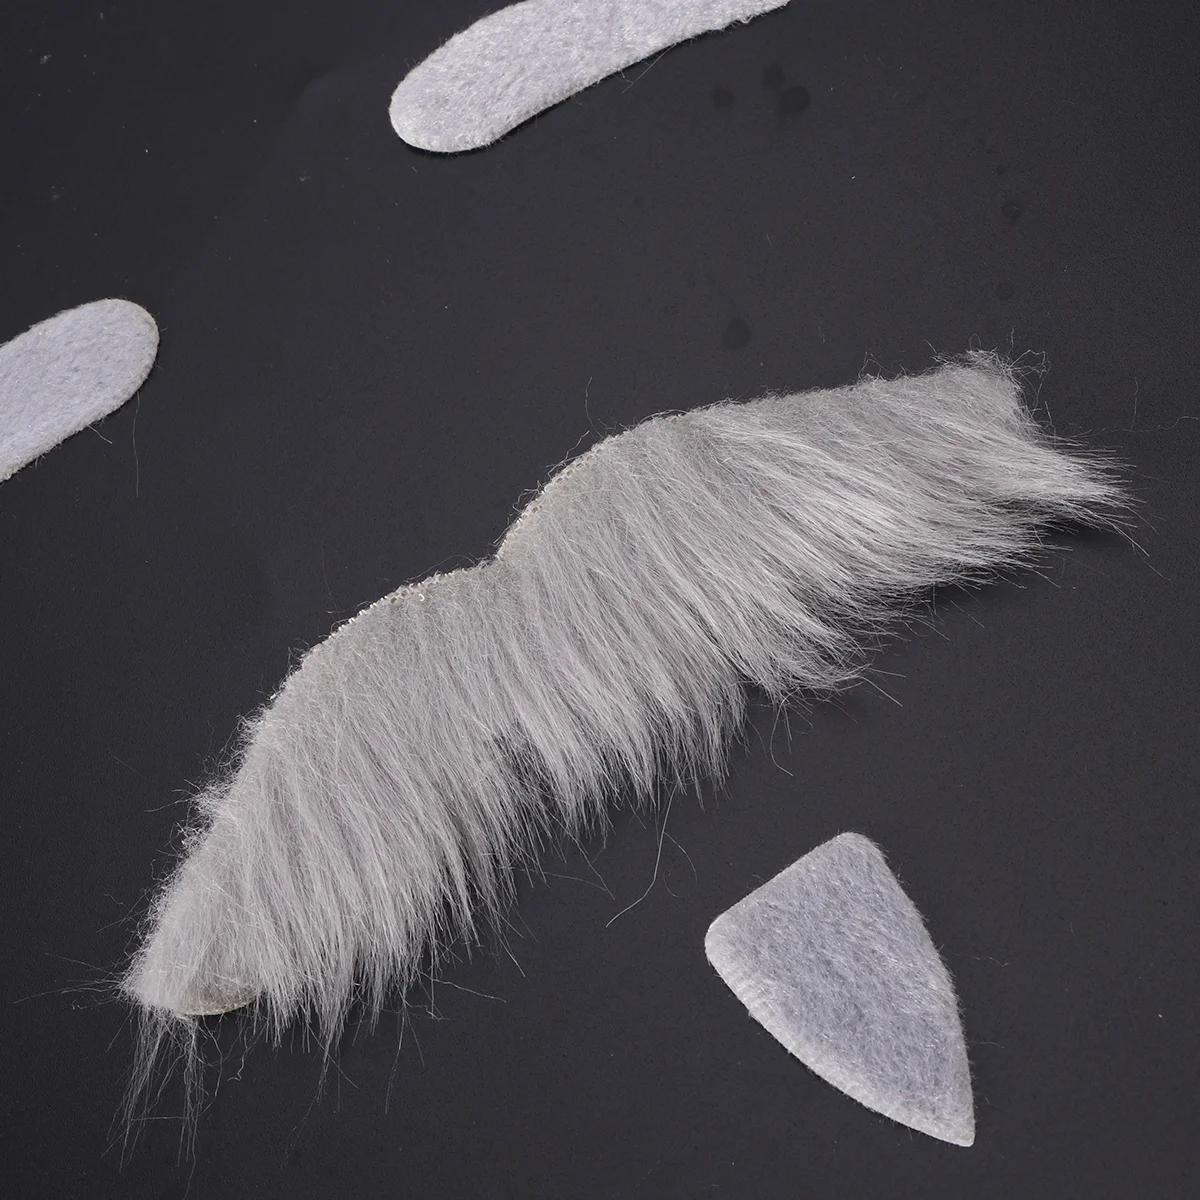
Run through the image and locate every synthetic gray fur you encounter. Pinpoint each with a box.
[0,299,158,482]
[124,355,1122,1128]
[706,833,975,1145]
[390,0,791,153]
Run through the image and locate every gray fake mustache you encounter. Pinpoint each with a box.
[122,354,1124,1132]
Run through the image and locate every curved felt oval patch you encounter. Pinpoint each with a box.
[0,299,159,482]
[390,0,791,153]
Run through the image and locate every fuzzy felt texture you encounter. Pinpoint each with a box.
[706,833,975,1145]
[123,355,1122,1132]
[0,299,158,482]
[390,0,791,152]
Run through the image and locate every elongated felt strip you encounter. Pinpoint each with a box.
[0,299,158,482]
[706,833,975,1146]
[124,355,1122,1124]
[390,0,791,153]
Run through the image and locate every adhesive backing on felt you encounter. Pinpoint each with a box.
[705,833,976,1146]
[0,299,159,482]
[390,0,791,153]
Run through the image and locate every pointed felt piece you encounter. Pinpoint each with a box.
[705,833,975,1145]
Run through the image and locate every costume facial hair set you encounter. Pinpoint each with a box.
[2,0,1128,1150]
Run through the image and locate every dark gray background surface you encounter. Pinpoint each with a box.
[2,2,1196,1196]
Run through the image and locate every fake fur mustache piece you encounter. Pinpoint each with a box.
[123,354,1123,1120]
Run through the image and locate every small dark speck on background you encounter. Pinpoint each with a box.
[995,281,1014,301]
[779,85,811,117]
[763,64,785,90]
[1002,198,1024,222]
[712,86,734,109]
[722,318,751,349]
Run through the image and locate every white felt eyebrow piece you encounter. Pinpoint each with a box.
[390,0,792,153]
[705,833,975,1146]
[0,299,158,482]
[124,354,1122,1131]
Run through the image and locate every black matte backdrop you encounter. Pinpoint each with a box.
[2,2,1197,1197]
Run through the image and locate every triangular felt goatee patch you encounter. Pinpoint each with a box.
[705,833,975,1146]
